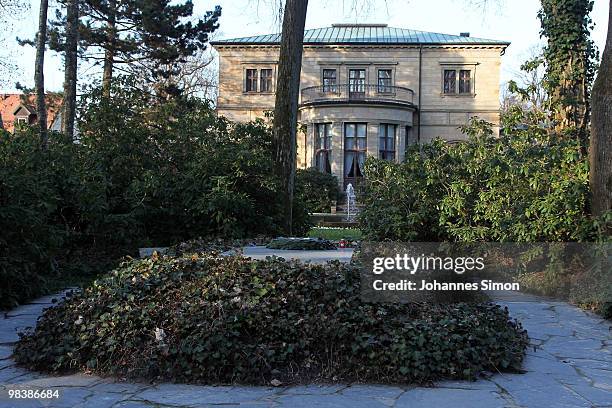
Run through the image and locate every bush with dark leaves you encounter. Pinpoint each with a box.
[15,254,529,385]
[295,168,339,213]
[266,237,337,250]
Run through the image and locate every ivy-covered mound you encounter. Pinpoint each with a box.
[266,237,337,250]
[15,254,528,385]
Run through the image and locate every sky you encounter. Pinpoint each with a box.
[0,0,609,94]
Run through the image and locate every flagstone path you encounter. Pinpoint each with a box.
[0,249,610,407]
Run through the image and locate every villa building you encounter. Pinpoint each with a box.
[211,24,509,188]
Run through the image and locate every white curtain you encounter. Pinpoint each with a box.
[344,153,354,177]
[357,152,366,177]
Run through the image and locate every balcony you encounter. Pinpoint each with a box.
[300,84,415,108]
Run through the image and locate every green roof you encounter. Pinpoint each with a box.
[211,24,510,46]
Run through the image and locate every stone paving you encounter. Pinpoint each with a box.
[0,256,610,407]
[240,246,355,264]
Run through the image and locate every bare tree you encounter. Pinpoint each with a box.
[0,0,26,19]
[506,62,548,110]
[34,0,49,147]
[502,46,553,129]
[589,0,612,219]
[513,48,549,113]
[0,0,29,89]
[500,85,522,111]
[62,0,79,139]
[133,48,219,100]
[272,0,308,235]
[172,50,219,101]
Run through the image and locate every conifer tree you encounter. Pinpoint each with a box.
[48,0,221,95]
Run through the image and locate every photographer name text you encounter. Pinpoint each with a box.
[370,254,519,291]
[372,279,520,291]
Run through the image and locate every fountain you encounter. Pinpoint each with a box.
[346,183,356,222]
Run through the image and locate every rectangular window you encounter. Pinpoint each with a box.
[459,70,471,94]
[344,123,367,185]
[378,69,392,93]
[349,69,366,98]
[315,123,332,174]
[16,117,27,125]
[379,124,396,161]
[443,69,456,94]
[260,69,273,92]
[322,69,337,92]
[245,69,258,92]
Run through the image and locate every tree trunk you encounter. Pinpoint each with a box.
[272,0,308,235]
[62,0,78,139]
[540,0,594,155]
[34,0,48,148]
[102,0,116,96]
[589,0,612,218]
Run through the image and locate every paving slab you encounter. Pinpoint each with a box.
[75,390,129,408]
[0,346,14,360]
[280,384,349,395]
[489,372,594,407]
[576,367,612,390]
[563,381,612,406]
[241,246,354,264]
[276,393,390,408]
[0,358,15,370]
[0,366,34,383]
[89,380,151,394]
[112,402,155,408]
[132,384,279,406]
[396,387,509,407]
[15,373,104,388]
[338,384,405,399]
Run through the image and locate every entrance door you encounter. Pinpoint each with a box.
[348,69,366,99]
[344,123,367,189]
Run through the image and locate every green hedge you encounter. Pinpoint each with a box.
[360,117,609,242]
[15,254,528,384]
[295,168,339,213]
[0,132,92,308]
[77,79,311,242]
[266,237,336,250]
[0,78,312,309]
[359,116,610,315]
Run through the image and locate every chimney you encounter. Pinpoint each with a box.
[460,32,470,37]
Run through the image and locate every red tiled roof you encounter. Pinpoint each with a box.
[0,93,63,132]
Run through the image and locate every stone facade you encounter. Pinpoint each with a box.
[213,24,508,188]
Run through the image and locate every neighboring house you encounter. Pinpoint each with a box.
[212,24,509,188]
[0,93,63,133]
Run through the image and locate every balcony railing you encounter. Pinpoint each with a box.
[300,84,415,106]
